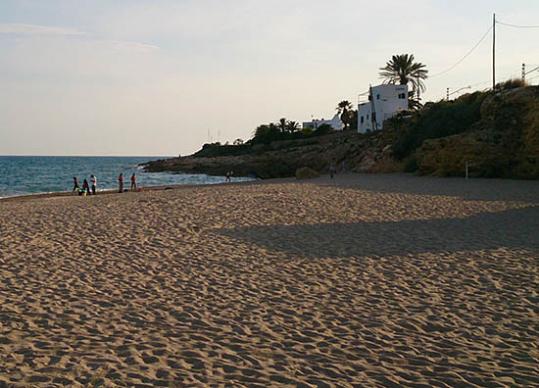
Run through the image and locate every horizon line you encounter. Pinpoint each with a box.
[0,154,175,158]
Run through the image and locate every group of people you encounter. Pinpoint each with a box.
[72,173,137,196]
[72,175,98,196]
[118,173,137,193]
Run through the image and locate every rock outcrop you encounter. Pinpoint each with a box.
[143,131,398,179]
[414,86,539,178]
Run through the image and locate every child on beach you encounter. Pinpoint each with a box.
[82,179,90,195]
[118,173,124,193]
[90,175,97,195]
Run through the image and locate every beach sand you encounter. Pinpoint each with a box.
[0,174,537,386]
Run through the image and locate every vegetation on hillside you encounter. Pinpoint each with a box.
[198,98,359,155]
[391,91,487,160]
[391,85,539,179]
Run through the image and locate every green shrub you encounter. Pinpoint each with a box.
[392,91,487,159]
[312,124,333,136]
[496,78,527,91]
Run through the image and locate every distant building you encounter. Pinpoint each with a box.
[358,84,408,133]
[303,113,344,131]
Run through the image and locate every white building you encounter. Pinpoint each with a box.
[358,84,408,133]
[303,113,344,131]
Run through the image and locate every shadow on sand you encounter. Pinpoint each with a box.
[311,173,539,204]
[217,207,539,258]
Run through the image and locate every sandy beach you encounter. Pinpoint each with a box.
[0,173,537,387]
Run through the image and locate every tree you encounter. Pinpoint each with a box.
[337,100,353,130]
[233,138,244,145]
[407,98,424,111]
[349,109,358,131]
[379,54,428,108]
[252,123,281,144]
[286,120,299,133]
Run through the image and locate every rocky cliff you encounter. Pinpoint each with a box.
[413,86,539,178]
[143,130,399,179]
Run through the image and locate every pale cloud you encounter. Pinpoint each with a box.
[107,40,159,52]
[0,22,159,52]
[0,22,83,36]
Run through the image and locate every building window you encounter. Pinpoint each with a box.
[398,93,406,99]
[376,94,380,100]
[360,116,364,124]
[366,114,369,120]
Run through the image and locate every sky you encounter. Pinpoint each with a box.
[1,0,538,156]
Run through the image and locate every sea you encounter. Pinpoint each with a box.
[0,156,252,198]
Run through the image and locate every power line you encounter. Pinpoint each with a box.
[430,24,493,78]
[442,69,523,99]
[497,20,539,29]
[525,65,539,75]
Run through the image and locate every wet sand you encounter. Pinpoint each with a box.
[0,173,538,386]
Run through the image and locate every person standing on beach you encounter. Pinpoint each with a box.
[90,175,97,195]
[130,173,137,191]
[329,159,337,179]
[72,177,80,192]
[118,173,124,193]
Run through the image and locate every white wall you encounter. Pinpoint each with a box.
[303,112,344,131]
[358,103,373,133]
[358,84,408,133]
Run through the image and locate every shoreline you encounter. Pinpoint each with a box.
[0,177,287,203]
[2,172,539,204]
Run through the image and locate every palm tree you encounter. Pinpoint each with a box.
[337,100,352,130]
[379,54,428,95]
[286,120,299,133]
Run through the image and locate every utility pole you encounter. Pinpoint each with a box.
[446,88,450,101]
[492,13,496,90]
[522,63,526,82]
